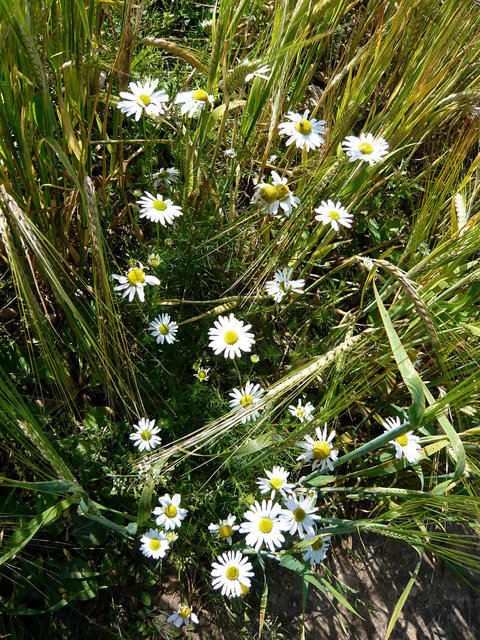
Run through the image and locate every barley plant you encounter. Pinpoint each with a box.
[1,0,480,637]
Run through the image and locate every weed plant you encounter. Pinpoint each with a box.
[1,0,480,638]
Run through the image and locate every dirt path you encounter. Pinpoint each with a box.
[267,533,480,639]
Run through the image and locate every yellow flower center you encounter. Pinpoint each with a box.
[165,504,177,518]
[159,324,169,335]
[274,184,290,201]
[226,566,240,580]
[328,210,341,221]
[223,330,238,345]
[198,370,207,380]
[311,538,324,551]
[153,199,167,211]
[269,477,283,490]
[396,434,408,447]
[240,583,250,596]
[296,407,305,417]
[295,119,312,135]
[140,430,152,441]
[218,524,233,539]
[313,441,331,461]
[259,184,279,204]
[240,394,253,407]
[179,605,191,618]
[359,141,374,154]
[192,89,208,102]
[149,539,161,551]
[127,268,145,286]
[138,93,151,106]
[293,508,306,522]
[258,517,273,533]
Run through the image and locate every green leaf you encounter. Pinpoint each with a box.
[279,553,305,574]
[422,383,465,492]
[303,474,336,488]
[71,514,109,547]
[374,282,424,426]
[385,550,422,639]
[0,496,78,566]
[233,432,282,458]
[137,481,154,529]
[0,479,79,494]
[305,573,362,618]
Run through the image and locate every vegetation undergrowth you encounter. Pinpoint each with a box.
[1,0,480,638]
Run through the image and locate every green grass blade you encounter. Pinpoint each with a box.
[374,281,424,426]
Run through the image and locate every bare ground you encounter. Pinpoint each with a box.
[168,533,480,640]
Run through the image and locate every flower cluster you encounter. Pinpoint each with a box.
[112,72,422,630]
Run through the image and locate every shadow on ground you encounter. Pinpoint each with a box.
[263,533,480,640]
[179,533,480,640]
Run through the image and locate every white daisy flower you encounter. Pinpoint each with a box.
[195,366,210,381]
[256,466,294,500]
[211,550,254,598]
[149,313,178,345]
[129,418,161,452]
[152,167,179,186]
[152,493,188,530]
[252,171,300,217]
[229,381,264,424]
[137,191,183,226]
[245,63,271,83]
[139,528,170,560]
[239,499,287,552]
[117,79,169,121]
[417,241,431,256]
[280,494,320,539]
[224,148,237,158]
[296,423,339,472]
[147,251,162,267]
[112,263,160,303]
[314,199,353,232]
[208,313,255,359]
[302,533,331,566]
[250,354,260,363]
[167,604,199,628]
[165,531,178,544]
[208,514,240,545]
[342,133,389,166]
[174,89,213,117]
[266,267,305,303]
[383,416,421,464]
[288,399,315,423]
[278,109,326,152]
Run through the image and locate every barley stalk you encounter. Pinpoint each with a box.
[364,258,439,346]
[139,37,208,75]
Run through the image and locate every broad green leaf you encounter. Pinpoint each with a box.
[0,496,77,566]
[422,383,465,493]
[137,481,155,528]
[234,432,282,458]
[374,282,424,426]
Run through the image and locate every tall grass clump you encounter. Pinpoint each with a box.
[1,0,480,637]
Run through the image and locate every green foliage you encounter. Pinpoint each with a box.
[1,0,480,637]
